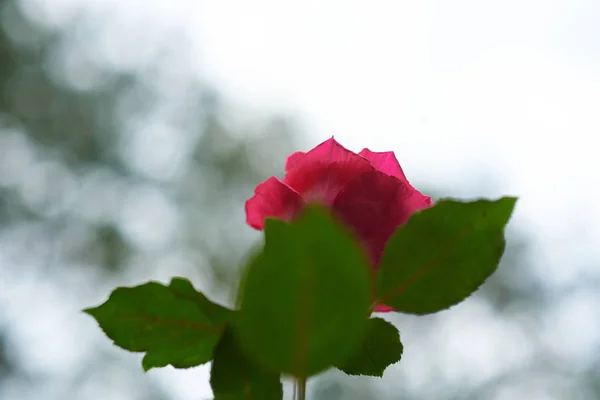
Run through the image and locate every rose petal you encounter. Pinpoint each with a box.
[373,304,395,313]
[359,149,407,181]
[333,170,431,266]
[284,137,373,204]
[417,194,434,209]
[285,151,306,171]
[245,177,304,230]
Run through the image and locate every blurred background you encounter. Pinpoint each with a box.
[0,0,599,399]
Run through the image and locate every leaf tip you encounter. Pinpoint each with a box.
[495,196,519,225]
[501,196,518,208]
[142,364,154,373]
[142,355,158,372]
[82,306,98,317]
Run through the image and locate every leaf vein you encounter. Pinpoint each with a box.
[118,313,223,333]
[380,223,476,304]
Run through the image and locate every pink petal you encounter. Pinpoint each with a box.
[359,148,434,210]
[417,194,434,209]
[359,148,407,181]
[285,151,306,171]
[245,177,304,230]
[374,304,395,313]
[284,137,373,204]
[333,170,431,267]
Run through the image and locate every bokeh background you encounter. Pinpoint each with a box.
[1,0,599,399]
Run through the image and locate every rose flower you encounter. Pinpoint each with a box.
[245,137,433,312]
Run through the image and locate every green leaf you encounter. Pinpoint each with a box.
[84,278,231,371]
[168,278,231,324]
[236,206,372,378]
[335,317,402,377]
[210,328,283,400]
[376,197,517,314]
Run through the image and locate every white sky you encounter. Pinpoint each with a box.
[16,0,600,399]
[190,0,600,290]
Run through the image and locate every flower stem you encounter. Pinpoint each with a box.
[294,377,307,400]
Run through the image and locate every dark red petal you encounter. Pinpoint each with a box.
[333,170,432,267]
[359,148,407,181]
[285,151,306,171]
[284,137,373,205]
[245,177,304,230]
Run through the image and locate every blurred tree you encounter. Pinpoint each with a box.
[0,0,303,398]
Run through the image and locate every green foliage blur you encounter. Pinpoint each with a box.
[0,0,598,399]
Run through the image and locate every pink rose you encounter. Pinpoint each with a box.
[245,137,433,312]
